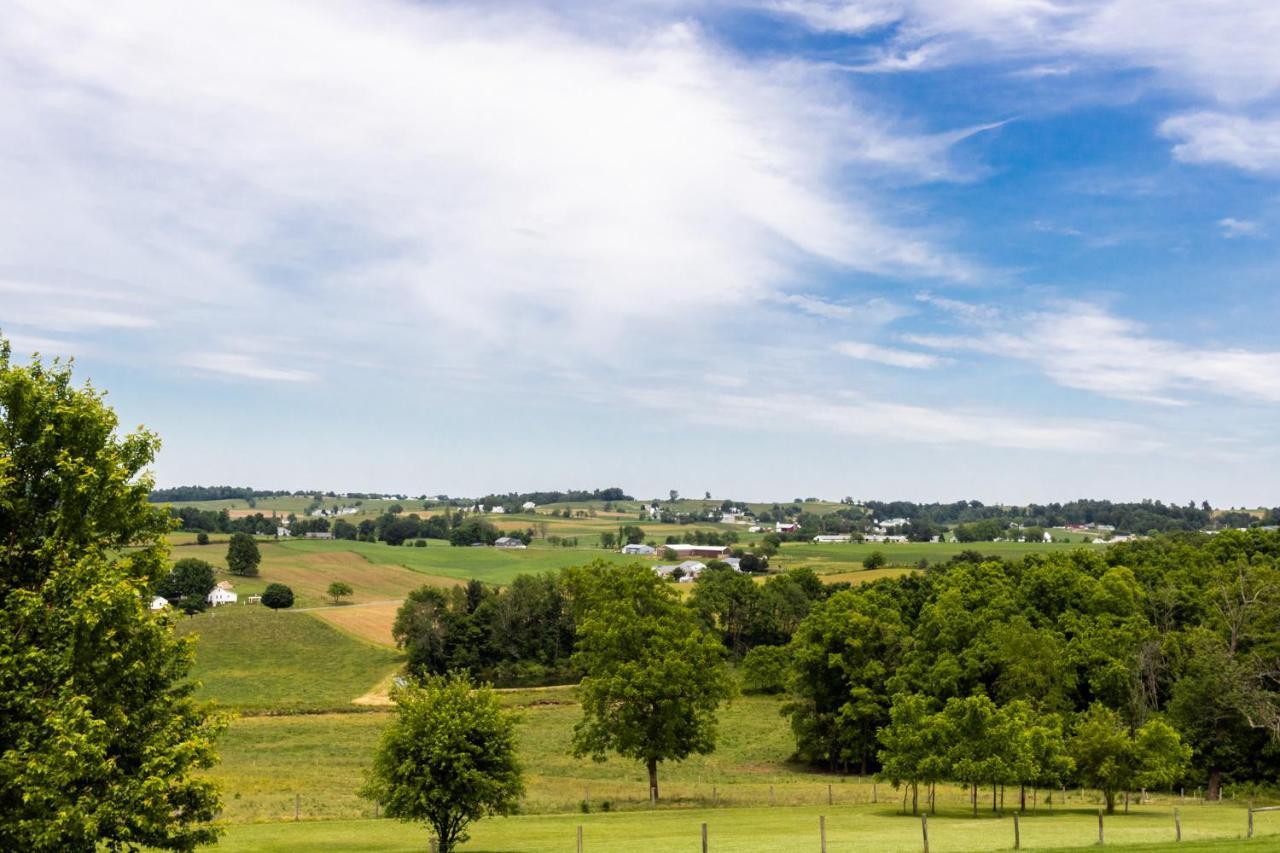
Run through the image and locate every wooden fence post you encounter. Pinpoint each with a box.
[770,785,775,806]
[921,813,929,853]
[701,822,708,853]
[873,782,878,804]
[1014,812,1020,850]
[1174,808,1181,842]
[577,825,583,853]
[584,785,589,810]
[1249,808,1255,839]
[1098,810,1104,846]
[820,815,827,853]
[294,793,300,822]
[828,783,833,806]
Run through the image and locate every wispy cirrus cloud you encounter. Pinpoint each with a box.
[182,353,316,383]
[908,300,1280,405]
[834,339,943,368]
[1160,113,1280,173]
[1218,217,1262,239]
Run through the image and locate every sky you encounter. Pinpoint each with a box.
[1,0,1278,505]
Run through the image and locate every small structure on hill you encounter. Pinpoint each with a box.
[621,543,656,555]
[207,587,238,607]
[305,531,333,540]
[150,595,170,610]
[494,536,527,549]
[664,543,729,559]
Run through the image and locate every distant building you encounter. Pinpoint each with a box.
[491,506,506,514]
[721,557,742,571]
[207,588,238,607]
[677,560,707,580]
[494,536,526,549]
[775,522,799,533]
[665,543,730,559]
[622,543,656,555]
[522,501,537,511]
[812,534,852,544]
[150,595,170,610]
[305,531,333,540]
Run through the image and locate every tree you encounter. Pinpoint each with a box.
[599,531,617,550]
[394,587,451,675]
[877,693,947,814]
[0,340,223,851]
[565,563,733,801]
[360,674,523,852]
[1070,703,1190,813]
[863,551,887,570]
[226,532,261,577]
[159,557,216,614]
[196,531,209,545]
[261,583,294,610]
[741,645,790,694]
[328,581,354,605]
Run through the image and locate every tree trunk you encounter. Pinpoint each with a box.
[912,782,918,816]
[1207,767,1222,802]
[1020,784,1026,812]
[860,752,868,776]
[972,783,978,817]
[993,783,998,813]
[1105,790,1116,815]
[648,757,659,803]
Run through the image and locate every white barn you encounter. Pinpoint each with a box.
[207,588,238,607]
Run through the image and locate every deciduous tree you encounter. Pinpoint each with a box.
[226,531,261,576]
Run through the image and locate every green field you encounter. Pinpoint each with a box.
[216,801,1279,852]
[775,539,1102,574]
[182,557,1280,853]
[177,606,402,712]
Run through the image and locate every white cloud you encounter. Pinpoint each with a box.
[908,300,1280,404]
[1160,112,1280,173]
[640,388,1155,452]
[182,353,316,383]
[834,340,942,368]
[771,0,1280,105]
[0,0,980,377]
[1218,217,1262,239]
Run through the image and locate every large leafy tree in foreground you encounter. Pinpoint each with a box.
[361,674,523,853]
[0,340,224,851]
[566,562,733,801]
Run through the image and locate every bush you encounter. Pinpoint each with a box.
[261,583,294,610]
[414,539,427,547]
[863,550,886,570]
[741,645,790,694]
[196,531,209,546]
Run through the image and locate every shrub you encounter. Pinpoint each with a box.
[863,550,886,570]
[196,531,209,546]
[741,645,790,694]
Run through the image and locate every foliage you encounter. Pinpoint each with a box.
[226,531,262,576]
[863,551,886,570]
[158,557,217,614]
[1070,703,1190,813]
[0,340,224,851]
[360,673,523,852]
[567,563,734,800]
[328,580,354,605]
[741,645,791,694]
[261,583,295,610]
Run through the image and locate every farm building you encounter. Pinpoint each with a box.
[775,522,799,533]
[652,560,707,582]
[721,557,742,571]
[813,534,852,544]
[621,543,656,555]
[150,595,170,610]
[276,526,291,538]
[522,501,537,510]
[305,531,333,540]
[494,536,527,548]
[665,543,729,559]
[207,587,238,607]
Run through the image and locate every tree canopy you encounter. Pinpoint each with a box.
[360,674,523,852]
[0,340,224,851]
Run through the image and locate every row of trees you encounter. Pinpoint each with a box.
[777,531,1280,803]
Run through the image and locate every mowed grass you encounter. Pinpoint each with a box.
[178,606,402,713]
[277,539,640,586]
[311,602,401,648]
[216,804,1280,852]
[777,540,1101,576]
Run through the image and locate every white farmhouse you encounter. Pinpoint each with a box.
[522,501,537,511]
[150,595,170,610]
[207,588,238,607]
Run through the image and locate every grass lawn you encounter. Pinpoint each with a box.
[215,804,1280,852]
[177,606,402,713]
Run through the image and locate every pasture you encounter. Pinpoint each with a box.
[216,805,1280,852]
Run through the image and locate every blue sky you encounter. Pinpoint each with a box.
[2,0,1278,504]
